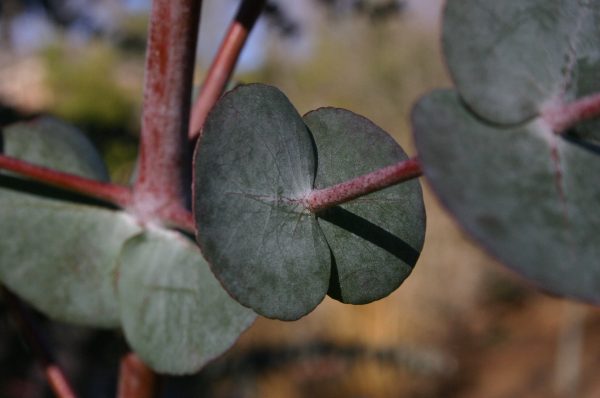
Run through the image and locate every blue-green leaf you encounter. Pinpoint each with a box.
[0,118,140,327]
[305,108,425,304]
[117,229,256,374]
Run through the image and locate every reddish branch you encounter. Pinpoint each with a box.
[0,154,195,231]
[3,288,78,398]
[304,157,423,213]
[0,154,132,208]
[117,353,157,398]
[189,0,266,140]
[0,0,202,231]
[158,204,196,233]
[133,0,202,220]
[543,92,600,133]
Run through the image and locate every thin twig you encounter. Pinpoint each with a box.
[304,157,423,213]
[542,92,600,133]
[189,0,266,140]
[0,154,132,208]
[117,353,157,398]
[2,288,78,398]
[0,152,195,231]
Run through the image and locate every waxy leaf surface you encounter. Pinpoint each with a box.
[117,229,256,374]
[195,84,331,320]
[195,84,426,319]
[305,108,425,304]
[0,118,140,327]
[413,90,600,302]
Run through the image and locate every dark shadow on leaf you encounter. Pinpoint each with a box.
[317,206,420,267]
[326,247,343,301]
[305,125,319,188]
[564,133,600,156]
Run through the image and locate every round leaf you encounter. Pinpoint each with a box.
[117,229,256,374]
[413,90,600,302]
[194,84,331,321]
[443,0,600,126]
[0,118,140,327]
[304,108,425,304]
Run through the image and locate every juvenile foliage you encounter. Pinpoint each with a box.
[3,0,600,387]
[0,119,255,374]
[118,229,256,374]
[194,84,425,320]
[413,0,600,302]
[0,118,140,327]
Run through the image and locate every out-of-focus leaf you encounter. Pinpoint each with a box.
[413,90,600,302]
[0,118,140,327]
[117,229,256,375]
[443,0,600,136]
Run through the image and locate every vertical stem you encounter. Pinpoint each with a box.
[3,288,78,398]
[189,0,266,140]
[133,0,202,219]
[117,353,157,398]
[123,0,201,390]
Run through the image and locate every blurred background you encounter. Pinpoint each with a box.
[1,0,600,397]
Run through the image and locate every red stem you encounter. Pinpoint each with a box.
[188,0,266,140]
[158,205,196,234]
[133,0,202,220]
[117,353,157,398]
[543,92,600,133]
[0,0,203,229]
[3,288,78,398]
[0,153,196,232]
[304,157,423,213]
[0,154,132,207]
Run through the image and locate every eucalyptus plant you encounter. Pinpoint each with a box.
[0,0,599,396]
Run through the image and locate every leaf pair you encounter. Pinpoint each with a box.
[413,0,600,302]
[194,84,426,321]
[0,118,255,374]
